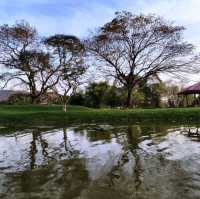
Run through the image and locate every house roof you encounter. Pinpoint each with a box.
[178,82,200,95]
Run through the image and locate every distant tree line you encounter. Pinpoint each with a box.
[69,81,181,108]
[0,11,198,110]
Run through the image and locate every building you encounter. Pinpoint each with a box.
[0,90,28,103]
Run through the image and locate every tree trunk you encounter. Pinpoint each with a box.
[126,87,133,108]
[62,88,76,112]
[31,96,38,104]
[63,102,67,112]
[30,88,38,104]
[63,95,69,112]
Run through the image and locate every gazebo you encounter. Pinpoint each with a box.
[178,81,200,106]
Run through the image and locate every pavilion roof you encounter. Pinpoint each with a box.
[178,82,200,95]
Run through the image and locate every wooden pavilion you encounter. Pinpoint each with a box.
[178,82,200,106]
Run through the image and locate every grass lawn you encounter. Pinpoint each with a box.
[1,104,200,127]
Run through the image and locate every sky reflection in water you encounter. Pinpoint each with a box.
[0,124,200,199]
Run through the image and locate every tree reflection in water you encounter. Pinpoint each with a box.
[1,124,200,199]
[29,128,80,169]
[1,128,90,199]
[29,129,49,169]
[181,127,200,141]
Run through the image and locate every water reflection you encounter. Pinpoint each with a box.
[0,124,200,198]
[181,127,200,142]
[29,129,48,169]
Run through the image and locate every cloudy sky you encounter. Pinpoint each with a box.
[0,0,200,43]
[1,0,200,84]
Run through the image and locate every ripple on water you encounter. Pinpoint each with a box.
[0,124,200,199]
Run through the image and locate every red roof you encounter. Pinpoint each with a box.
[179,82,200,95]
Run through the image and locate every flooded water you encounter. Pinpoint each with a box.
[1,124,200,199]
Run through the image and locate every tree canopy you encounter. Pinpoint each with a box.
[0,22,86,105]
[85,11,198,107]
[0,12,199,109]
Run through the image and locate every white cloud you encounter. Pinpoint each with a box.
[0,0,115,37]
[1,0,200,85]
[0,0,51,5]
[118,0,200,24]
[1,0,200,43]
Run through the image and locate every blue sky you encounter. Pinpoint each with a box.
[1,0,200,49]
[1,0,200,84]
[1,0,200,85]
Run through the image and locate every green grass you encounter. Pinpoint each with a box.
[1,104,200,127]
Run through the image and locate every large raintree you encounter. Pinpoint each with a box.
[86,11,198,107]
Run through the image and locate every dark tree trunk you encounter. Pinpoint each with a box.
[126,87,133,108]
[30,95,38,104]
[30,85,38,104]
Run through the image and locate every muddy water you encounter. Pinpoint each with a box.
[0,124,200,199]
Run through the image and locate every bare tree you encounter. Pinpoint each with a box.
[0,22,85,104]
[0,21,38,103]
[58,70,85,112]
[85,11,199,107]
[44,35,86,111]
[0,21,61,103]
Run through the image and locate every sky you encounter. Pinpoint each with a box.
[1,0,200,43]
[1,0,200,84]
